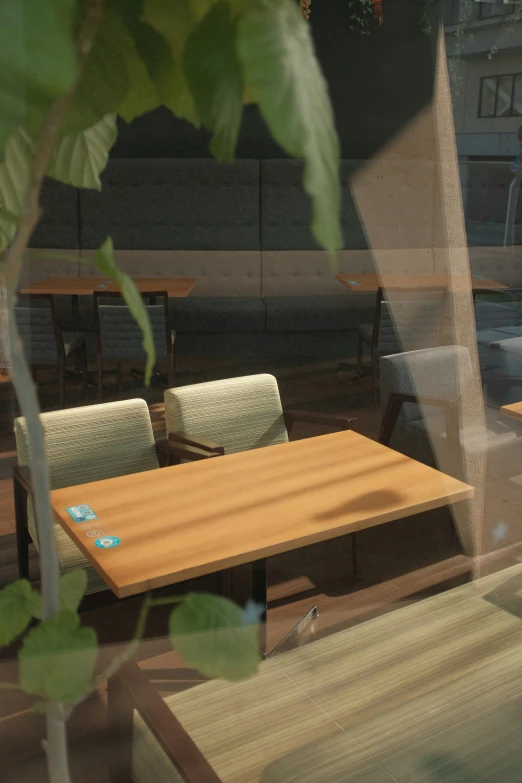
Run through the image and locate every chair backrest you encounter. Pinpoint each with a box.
[94,291,171,361]
[380,345,473,426]
[378,290,446,353]
[164,374,288,455]
[15,398,159,492]
[15,294,61,363]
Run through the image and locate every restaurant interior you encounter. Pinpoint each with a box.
[2,1,522,781]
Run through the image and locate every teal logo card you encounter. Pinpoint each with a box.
[66,504,97,523]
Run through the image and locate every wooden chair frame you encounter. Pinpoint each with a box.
[13,436,220,600]
[108,660,222,783]
[17,293,87,408]
[93,290,175,401]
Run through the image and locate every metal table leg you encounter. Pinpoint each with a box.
[252,557,318,659]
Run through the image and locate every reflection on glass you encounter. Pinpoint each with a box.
[496,74,514,117]
[480,76,497,117]
[513,74,522,116]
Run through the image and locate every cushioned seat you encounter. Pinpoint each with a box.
[165,374,288,455]
[14,399,159,595]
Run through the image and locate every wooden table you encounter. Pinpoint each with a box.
[336,273,507,292]
[500,401,522,421]
[52,431,472,649]
[21,276,198,328]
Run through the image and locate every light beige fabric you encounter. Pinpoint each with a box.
[164,374,288,455]
[15,398,159,595]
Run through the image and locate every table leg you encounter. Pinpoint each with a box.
[252,558,267,658]
[71,294,79,331]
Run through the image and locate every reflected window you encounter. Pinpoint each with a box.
[479,73,522,117]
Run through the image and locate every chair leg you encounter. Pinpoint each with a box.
[97,353,103,402]
[13,475,29,580]
[356,335,364,381]
[168,352,175,389]
[58,356,65,409]
[371,348,379,405]
[81,345,88,397]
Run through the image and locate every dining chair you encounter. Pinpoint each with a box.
[164,373,357,610]
[357,287,447,402]
[13,398,209,603]
[377,345,522,557]
[15,293,87,408]
[93,290,175,401]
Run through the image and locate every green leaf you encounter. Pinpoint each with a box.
[60,9,132,136]
[0,0,77,154]
[118,37,160,123]
[59,570,88,614]
[183,3,243,161]
[169,593,261,681]
[142,0,215,124]
[237,0,342,253]
[19,611,97,704]
[0,580,41,647]
[0,129,34,250]
[93,237,156,383]
[47,114,118,190]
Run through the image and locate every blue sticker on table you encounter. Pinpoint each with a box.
[95,536,120,549]
[66,504,97,523]
[348,280,360,286]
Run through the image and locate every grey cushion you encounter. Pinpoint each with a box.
[261,159,367,250]
[16,306,58,362]
[80,158,260,250]
[171,297,266,333]
[474,300,522,331]
[265,296,359,332]
[476,328,517,347]
[98,304,173,361]
[29,177,80,249]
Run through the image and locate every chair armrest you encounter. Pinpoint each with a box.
[378,392,459,447]
[111,661,221,783]
[168,431,224,455]
[12,465,33,496]
[155,439,222,464]
[284,409,356,434]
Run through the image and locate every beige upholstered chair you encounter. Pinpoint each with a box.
[164,373,354,456]
[165,374,289,455]
[13,399,182,598]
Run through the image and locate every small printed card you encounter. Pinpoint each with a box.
[96,280,112,290]
[66,504,97,523]
[473,275,485,280]
[348,280,360,286]
[95,536,120,549]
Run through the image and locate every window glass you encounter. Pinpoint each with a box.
[497,74,514,116]
[480,77,497,117]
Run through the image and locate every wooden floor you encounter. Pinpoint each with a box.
[2,355,522,780]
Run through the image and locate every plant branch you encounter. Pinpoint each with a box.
[1,3,106,782]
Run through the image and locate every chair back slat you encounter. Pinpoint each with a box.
[15,305,58,362]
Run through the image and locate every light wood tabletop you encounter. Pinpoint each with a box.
[336,273,507,292]
[20,276,198,297]
[500,401,522,422]
[51,431,473,599]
